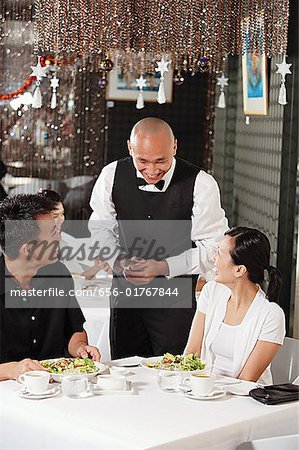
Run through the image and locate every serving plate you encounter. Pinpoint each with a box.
[140,356,207,374]
[40,358,107,382]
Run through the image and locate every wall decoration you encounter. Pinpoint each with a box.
[217,73,229,109]
[106,64,173,103]
[242,21,268,116]
[34,0,290,75]
[276,55,292,105]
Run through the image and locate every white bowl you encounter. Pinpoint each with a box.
[109,366,128,376]
[97,375,126,391]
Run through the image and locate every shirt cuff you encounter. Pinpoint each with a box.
[165,254,189,279]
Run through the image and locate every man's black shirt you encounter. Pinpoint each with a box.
[0,256,85,363]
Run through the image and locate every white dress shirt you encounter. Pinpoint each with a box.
[89,157,228,278]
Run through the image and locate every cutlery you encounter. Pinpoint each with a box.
[118,363,140,368]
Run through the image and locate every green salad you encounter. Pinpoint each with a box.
[145,353,206,371]
[41,357,98,374]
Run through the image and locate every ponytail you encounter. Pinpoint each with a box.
[266,266,282,302]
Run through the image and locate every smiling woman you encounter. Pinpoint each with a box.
[184,226,286,385]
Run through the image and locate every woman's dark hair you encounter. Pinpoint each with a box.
[225,226,282,302]
[38,188,62,204]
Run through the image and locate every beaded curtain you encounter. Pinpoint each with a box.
[0,2,106,180]
[0,0,290,180]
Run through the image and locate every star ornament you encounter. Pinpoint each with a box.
[31,56,48,80]
[276,55,292,79]
[155,56,171,77]
[217,73,229,88]
[136,75,147,90]
[50,75,60,89]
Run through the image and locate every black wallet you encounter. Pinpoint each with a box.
[249,383,299,405]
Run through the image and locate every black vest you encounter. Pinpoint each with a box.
[111,157,200,307]
[112,156,199,222]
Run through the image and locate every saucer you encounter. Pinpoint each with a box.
[16,385,61,400]
[224,381,257,396]
[184,389,226,400]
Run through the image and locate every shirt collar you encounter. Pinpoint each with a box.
[0,255,46,295]
[135,157,176,192]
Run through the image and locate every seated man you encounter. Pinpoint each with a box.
[0,194,100,381]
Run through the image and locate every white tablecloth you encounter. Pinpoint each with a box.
[1,366,298,450]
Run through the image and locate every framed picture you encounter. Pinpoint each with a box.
[242,31,268,115]
[106,66,173,103]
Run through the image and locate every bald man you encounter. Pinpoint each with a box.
[89,117,228,359]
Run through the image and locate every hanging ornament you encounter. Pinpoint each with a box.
[33,81,42,108]
[173,72,184,86]
[155,56,171,104]
[276,55,292,105]
[216,72,229,109]
[198,56,211,73]
[50,73,59,109]
[31,56,48,108]
[100,58,114,72]
[136,75,147,109]
[98,76,109,88]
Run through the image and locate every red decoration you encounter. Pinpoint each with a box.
[0,54,81,101]
[0,76,36,100]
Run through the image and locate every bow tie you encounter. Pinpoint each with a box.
[137,178,165,191]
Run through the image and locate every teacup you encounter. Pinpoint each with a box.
[97,375,126,391]
[183,373,216,397]
[18,371,50,395]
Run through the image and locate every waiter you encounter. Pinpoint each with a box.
[89,117,228,359]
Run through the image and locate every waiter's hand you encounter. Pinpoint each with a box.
[124,259,169,285]
[82,258,112,280]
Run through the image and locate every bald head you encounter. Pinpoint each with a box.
[127,117,177,185]
[130,117,174,144]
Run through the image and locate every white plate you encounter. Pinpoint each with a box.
[109,366,129,376]
[184,389,226,400]
[40,359,107,382]
[16,385,61,400]
[92,381,134,396]
[140,356,207,374]
[112,356,143,367]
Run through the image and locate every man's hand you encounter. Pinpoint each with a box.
[74,344,101,362]
[124,259,169,286]
[5,358,48,380]
[82,258,112,280]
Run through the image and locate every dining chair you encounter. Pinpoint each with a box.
[236,434,299,450]
[271,337,299,384]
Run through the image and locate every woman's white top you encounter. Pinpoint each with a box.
[197,281,286,384]
[212,322,240,377]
